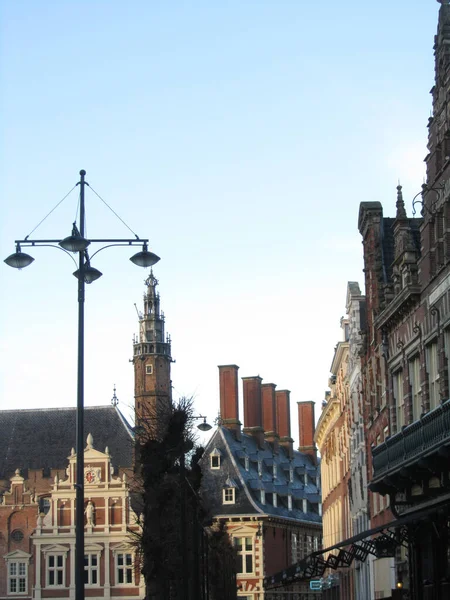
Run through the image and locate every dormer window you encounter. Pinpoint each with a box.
[210,448,222,469]
[272,464,277,479]
[260,490,266,505]
[288,494,292,510]
[273,493,277,507]
[302,499,307,513]
[244,456,249,471]
[223,477,237,504]
[289,467,294,483]
[258,460,263,477]
[223,488,235,504]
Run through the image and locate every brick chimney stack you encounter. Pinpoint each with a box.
[242,376,265,448]
[298,401,317,463]
[261,383,279,453]
[218,365,241,437]
[275,390,294,458]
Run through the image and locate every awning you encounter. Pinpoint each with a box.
[264,500,450,589]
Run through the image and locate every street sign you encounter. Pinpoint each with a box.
[310,580,322,590]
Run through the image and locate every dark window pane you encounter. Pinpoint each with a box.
[84,570,89,584]
[246,555,253,573]
[126,569,132,583]
[92,556,97,566]
[92,570,97,584]
[126,554,132,565]
[57,571,63,585]
[49,556,54,568]
[245,537,252,551]
[57,555,63,567]
[118,569,124,584]
[49,571,55,585]
[237,555,243,573]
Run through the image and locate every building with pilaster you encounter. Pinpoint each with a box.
[200,365,322,600]
[0,271,173,599]
[314,313,353,599]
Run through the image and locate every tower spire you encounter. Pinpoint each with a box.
[132,269,172,433]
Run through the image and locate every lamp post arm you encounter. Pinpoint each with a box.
[14,238,149,245]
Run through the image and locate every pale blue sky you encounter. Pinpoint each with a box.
[0,1,436,444]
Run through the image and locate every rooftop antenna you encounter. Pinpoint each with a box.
[111,385,119,407]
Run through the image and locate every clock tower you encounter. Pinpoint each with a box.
[132,270,172,432]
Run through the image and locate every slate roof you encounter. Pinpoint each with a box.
[200,426,322,525]
[0,406,134,479]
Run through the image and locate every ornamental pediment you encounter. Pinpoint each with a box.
[4,549,32,560]
[42,544,69,555]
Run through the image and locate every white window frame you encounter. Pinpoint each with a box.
[409,356,422,421]
[145,364,153,375]
[234,537,254,575]
[114,552,134,586]
[210,455,220,469]
[46,554,65,587]
[427,342,439,411]
[393,369,404,431]
[223,488,235,504]
[84,552,100,587]
[6,560,28,595]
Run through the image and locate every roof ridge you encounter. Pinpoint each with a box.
[0,405,116,414]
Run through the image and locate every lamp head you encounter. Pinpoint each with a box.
[130,242,160,268]
[4,244,35,269]
[59,223,90,253]
[73,264,103,284]
[197,417,212,432]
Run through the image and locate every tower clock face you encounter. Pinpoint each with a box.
[85,466,101,484]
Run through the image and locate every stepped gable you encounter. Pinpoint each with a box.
[0,405,134,478]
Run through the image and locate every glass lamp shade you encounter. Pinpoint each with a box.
[4,249,35,269]
[59,235,90,253]
[130,243,160,268]
[73,265,103,284]
[197,419,212,432]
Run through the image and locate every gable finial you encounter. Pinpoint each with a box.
[111,384,119,407]
[396,183,407,219]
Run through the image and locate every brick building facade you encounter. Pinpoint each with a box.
[200,365,322,600]
[0,271,172,599]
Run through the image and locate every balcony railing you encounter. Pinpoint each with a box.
[372,399,450,480]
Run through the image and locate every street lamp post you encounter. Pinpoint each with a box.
[4,170,159,600]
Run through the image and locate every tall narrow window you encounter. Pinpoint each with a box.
[84,554,99,586]
[115,553,133,585]
[409,356,422,421]
[427,343,439,411]
[47,555,64,586]
[393,370,405,430]
[8,561,27,594]
[234,537,254,574]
